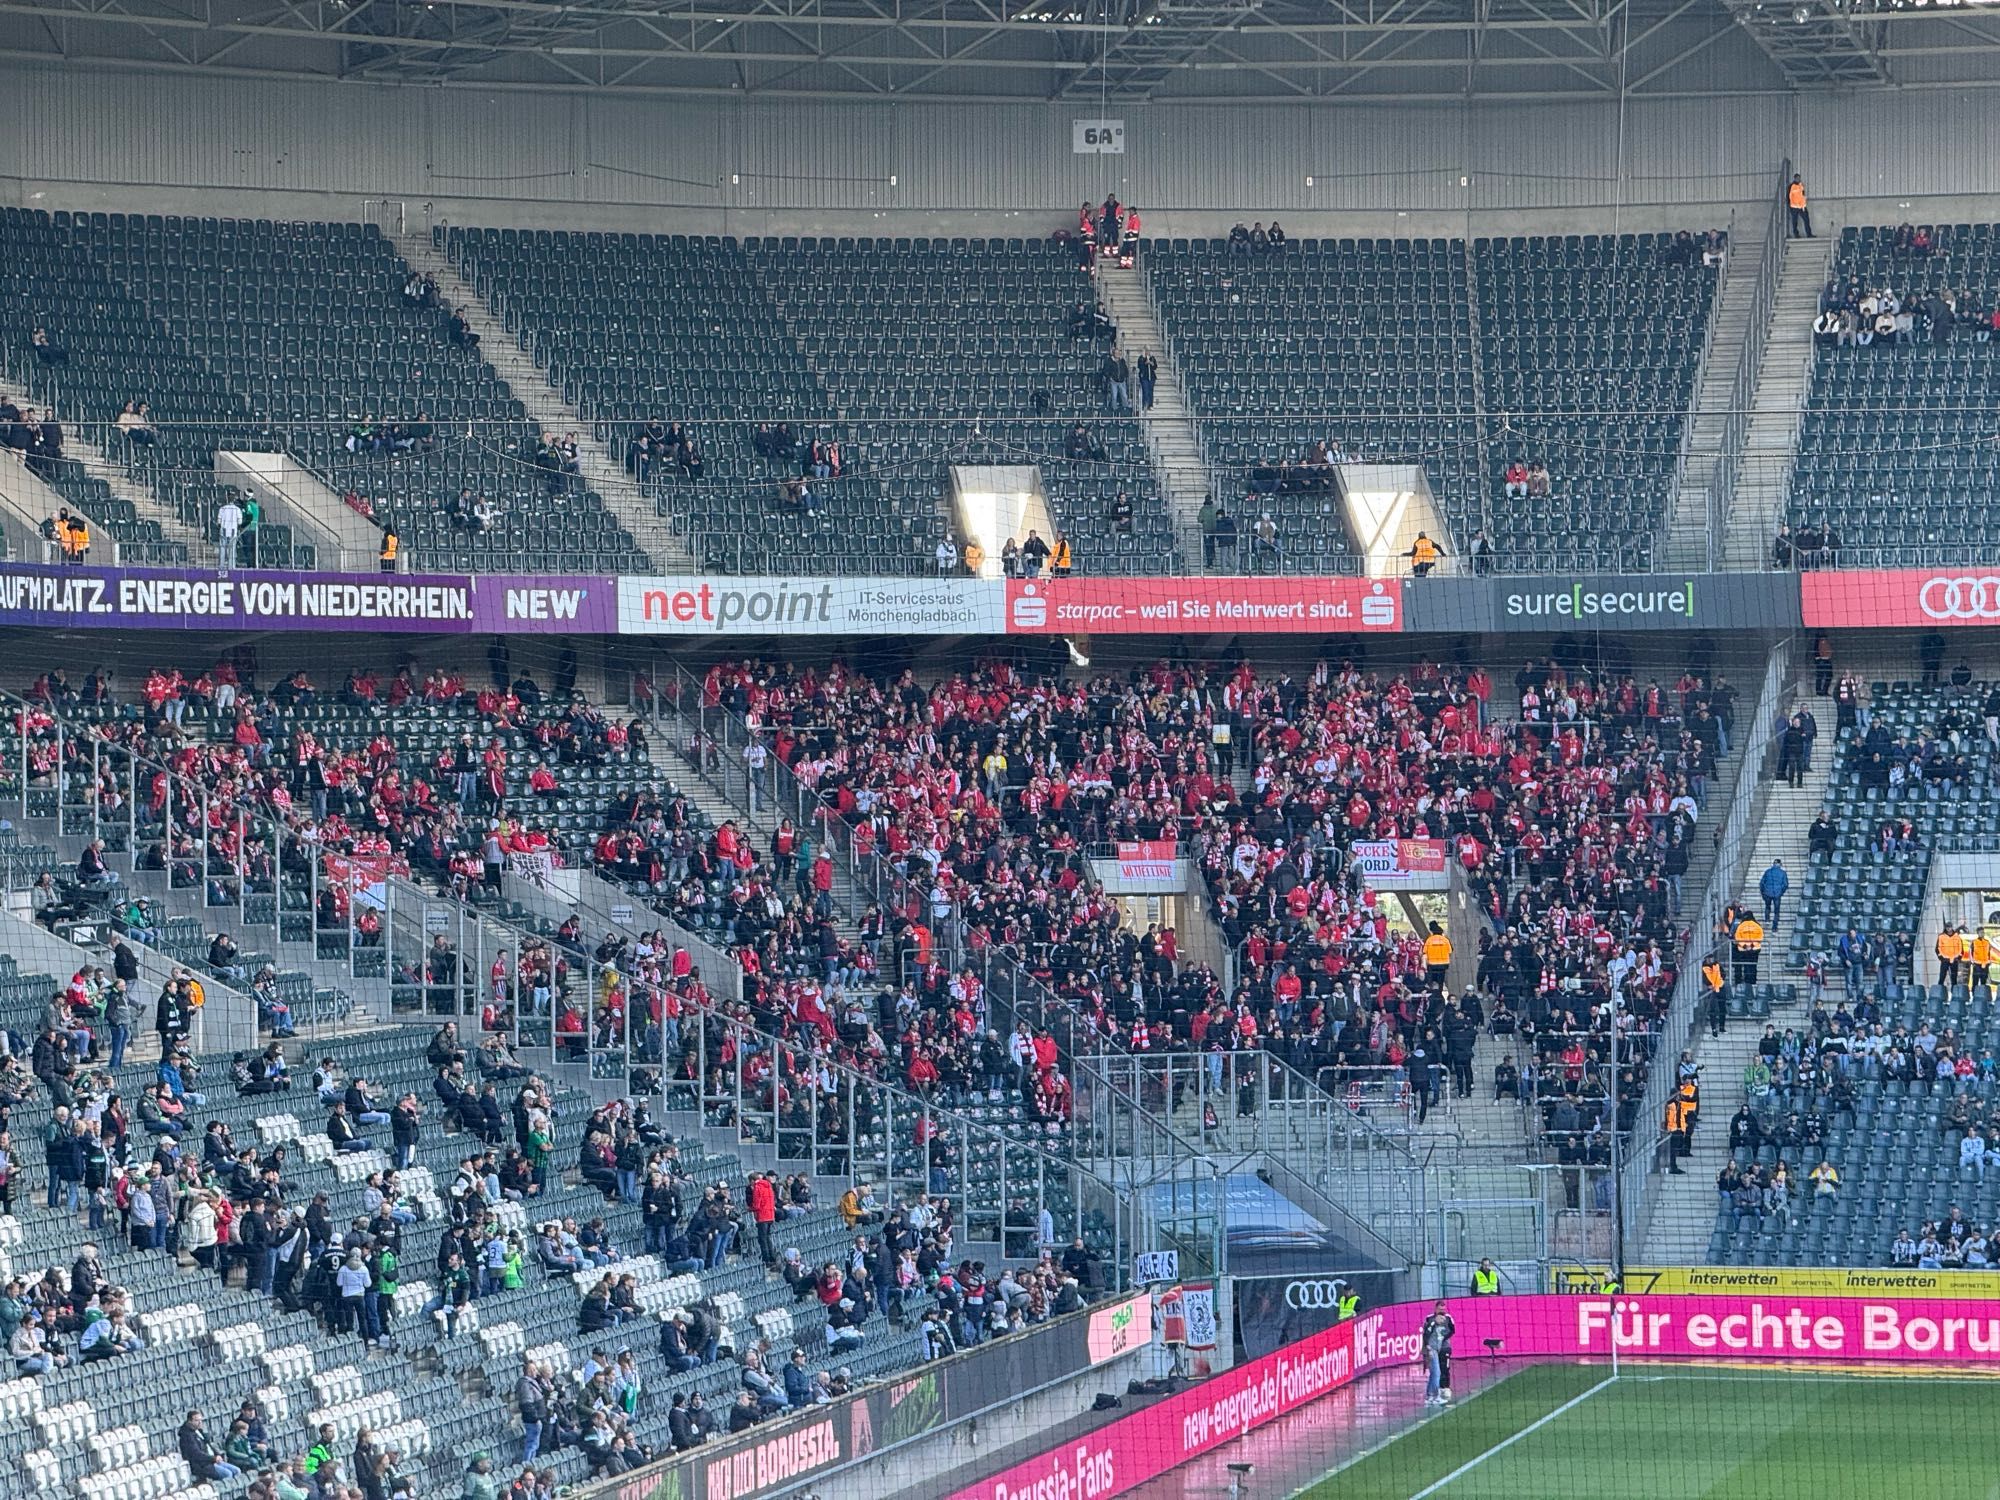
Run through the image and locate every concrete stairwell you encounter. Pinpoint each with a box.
[389,228,698,572]
[1662,225,1766,570]
[0,375,208,562]
[1720,237,1834,572]
[1093,266,1216,566]
[1641,673,1832,1263]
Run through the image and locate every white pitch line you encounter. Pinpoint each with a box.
[1406,1376,1621,1500]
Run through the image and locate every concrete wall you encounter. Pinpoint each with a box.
[6,65,2000,238]
[812,1342,1155,1500]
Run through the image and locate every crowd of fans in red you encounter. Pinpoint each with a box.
[15,648,1737,1161]
[614,654,1735,1149]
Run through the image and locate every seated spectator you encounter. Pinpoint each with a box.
[30,327,67,366]
[178,1410,241,1482]
[116,401,157,447]
[741,1348,788,1414]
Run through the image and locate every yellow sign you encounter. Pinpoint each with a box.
[1549,1265,2000,1300]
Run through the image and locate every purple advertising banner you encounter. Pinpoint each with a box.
[0,564,619,635]
[469,575,619,634]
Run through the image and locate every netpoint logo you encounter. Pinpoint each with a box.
[1503,580,1698,622]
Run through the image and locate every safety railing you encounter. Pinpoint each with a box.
[1659,203,1737,565]
[1621,637,1791,1255]
[1077,1050,1430,1270]
[1702,159,1794,572]
[0,686,376,1042]
[373,869,1150,1276]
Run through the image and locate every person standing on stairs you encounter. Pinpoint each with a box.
[1103,349,1130,413]
[1812,632,1835,696]
[1776,712,1806,789]
[1137,353,1156,411]
[1787,177,1813,239]
[1704,954,1729,1038]
[1759,859,1789,928]
[1732,911,1765,988]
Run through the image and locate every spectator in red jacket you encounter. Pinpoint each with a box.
[748,1172,778,1266]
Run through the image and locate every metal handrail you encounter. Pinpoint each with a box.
[1657,203,1735,566]
[1704,159,1794,571]
[380,870,1150,1277]
[1620,637,1791,1252]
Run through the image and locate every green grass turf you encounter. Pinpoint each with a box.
[1303,1363,2000,1499]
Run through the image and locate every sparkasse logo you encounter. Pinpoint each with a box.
[1360,581,1397,627]
[1011,583,1048,628]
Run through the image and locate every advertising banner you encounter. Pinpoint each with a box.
[471,575,619,633]
[1349,837,1448,890]
[947,1291,2000,1500]
[600,1293,1146,1500]
[617,576,1003,636]
[1801,568,2000,629]
[1552,1264,2000,1300]
[0,563,477,632]
[1403,572,1802,634]
[0,563,622,634]
[948,1313,1367,1500]
[1004,576,1401,634]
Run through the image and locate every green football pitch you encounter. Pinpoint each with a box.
[1303,1362,2000,1499]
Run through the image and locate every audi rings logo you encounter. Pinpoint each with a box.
[1284,1280,1347,1310]
[1919,576,2000,620]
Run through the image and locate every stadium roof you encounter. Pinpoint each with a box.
[1,0,1997,101]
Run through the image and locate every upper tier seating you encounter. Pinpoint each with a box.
[4,208,645,573]
[1147,232,1718,572]
[442,228,1175,574]
[1790,224,2000,562]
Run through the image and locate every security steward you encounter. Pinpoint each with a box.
[1335,1281,1359,1322]
[1937,924,1967,988]
[1424,922,1453,990]
[379,525,400,574]
[1664,1090,1693,1174]
[1732,910,1764,988]
[1703,954,1729,1039]
[1408,532,1442,577]
[1974,930,1994,988]
[1471,1259,1500,1296]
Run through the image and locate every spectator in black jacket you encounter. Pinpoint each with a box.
[179,1410,242,1481]
[668,1392,705,1451]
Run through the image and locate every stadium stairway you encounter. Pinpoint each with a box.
[1720,235,1834,571]
[0,373,207,562]
[1662,221,1767,570]
[1639,1010,1782,1265]
[388,226,695,572]
[1092,265,1218,566]
[1640,679,1828,1263]
[644,700,877,940]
